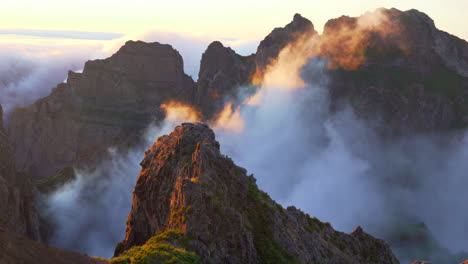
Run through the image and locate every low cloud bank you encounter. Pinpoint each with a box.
[43,121,181,258]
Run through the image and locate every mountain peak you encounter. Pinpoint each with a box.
[116,40,178,56]
[255,13,316,71]
[114,123,399,264]
[291,13,313,30]
[196,41,255,118]
[206,40,225,50]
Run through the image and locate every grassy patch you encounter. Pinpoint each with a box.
[111,229,201,264]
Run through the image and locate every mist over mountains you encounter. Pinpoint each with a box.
[1,7,468,264]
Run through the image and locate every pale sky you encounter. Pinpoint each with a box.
[1,0,467,42]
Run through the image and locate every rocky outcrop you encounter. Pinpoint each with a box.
[0,224,104,264]
[7,41,196,179]
[0,104,40,241]
[255,13,317,72]
[115,123,399,264]
[321,8,468,134]
[194,14,316,118]
[196,41,255,118]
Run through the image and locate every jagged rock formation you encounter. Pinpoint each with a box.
[0,104,40,241]
[196,14,316,119]
[323,8,468,134]
[255,13,317,72]
[114,123,399,264]
[7,41,196,179]
[0,224,104,264]
[195,41,255,118]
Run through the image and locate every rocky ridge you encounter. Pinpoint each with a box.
[0,104,40,241]
[114,123,399,264]
[255,13,317,72]
[7,41,196,179]
[195,41,255,118]
[323,8,468,134]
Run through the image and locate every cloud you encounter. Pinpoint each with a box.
[42,119,184,258]
[0,29,124,40]
[0,48,97,118]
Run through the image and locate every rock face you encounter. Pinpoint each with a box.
[322,8,468,134]
[7,41,196,179]
[255,13,317,72]
[0,224,104,264]
[115,123,399,264]
[0,104,40,241]
[195,14,316,119]
[196,41,255,118]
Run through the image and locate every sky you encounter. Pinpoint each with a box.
[1,0,467,43]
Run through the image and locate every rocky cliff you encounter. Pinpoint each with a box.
[322,8,468,134]
[195,41,255,118]
[195,14,316,119]
[255,13,317,72]
[0,104,40,241]
[7,41,196,179]
[113,123,399,264]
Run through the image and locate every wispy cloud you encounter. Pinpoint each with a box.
[0,29,124,40]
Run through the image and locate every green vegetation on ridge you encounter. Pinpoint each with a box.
[110,229,202,264]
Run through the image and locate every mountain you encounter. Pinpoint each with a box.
[255,13,317,73]
[195,13,316,119]
[112,123,399,264]
[7,41,196,179]
[195,41,255,118]
[322,8,468,134]
[5,14,317,182]
[0,104,40,241]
